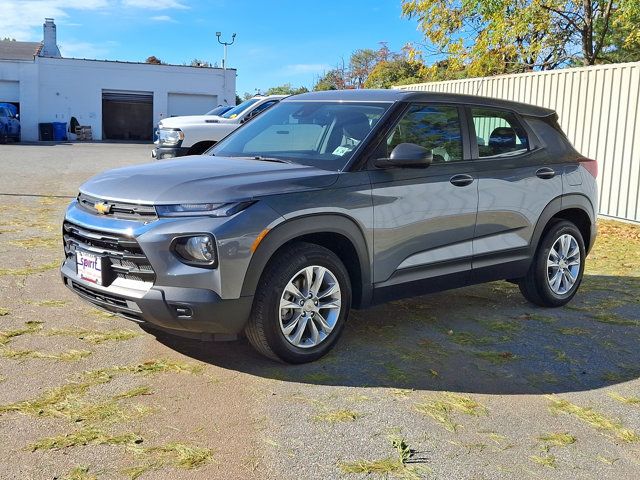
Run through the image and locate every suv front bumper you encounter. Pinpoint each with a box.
[60,201,259,335]
[153,145,190,160]
[60,268,252,334]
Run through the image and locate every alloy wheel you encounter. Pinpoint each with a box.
[279,265,341,348]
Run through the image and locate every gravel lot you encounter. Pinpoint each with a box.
[1,142,639,480]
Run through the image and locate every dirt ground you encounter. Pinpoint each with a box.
[1,142,639,480]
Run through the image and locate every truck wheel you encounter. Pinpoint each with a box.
[245,242,351,363]
[519,220,585,307]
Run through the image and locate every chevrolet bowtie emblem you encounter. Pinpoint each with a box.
[94,201,112,215]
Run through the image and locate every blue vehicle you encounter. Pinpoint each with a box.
[0,106,20,143]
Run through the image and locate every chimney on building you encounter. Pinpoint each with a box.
[41,18,61,58]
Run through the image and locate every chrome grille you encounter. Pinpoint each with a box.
[63,221,155,285]
[78,193,158,221]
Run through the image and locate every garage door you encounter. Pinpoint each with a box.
[168,93,218,117]
[0,80,19,103]
[102,90,153,141]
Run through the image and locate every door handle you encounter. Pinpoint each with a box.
[536,167,556,179]
[450,174,474,187]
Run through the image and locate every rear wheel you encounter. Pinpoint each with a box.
[245,242,351,363]
[519,220,585,307]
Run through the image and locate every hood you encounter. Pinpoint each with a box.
[79,155,339,205]
[159,115,236,128]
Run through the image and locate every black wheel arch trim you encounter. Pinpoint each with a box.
[240,214,373,308]
[530,193,596,258]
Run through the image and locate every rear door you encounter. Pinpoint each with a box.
[469,106,562,277]
[368,103,478,290]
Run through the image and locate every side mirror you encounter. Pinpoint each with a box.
[374,143,433,169]
[14,113,19,120]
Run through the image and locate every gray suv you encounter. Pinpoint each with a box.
[61,90,598,363]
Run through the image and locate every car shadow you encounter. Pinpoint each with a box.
[147,274,640,395]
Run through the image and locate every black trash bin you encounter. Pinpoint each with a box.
[39,123,54,141]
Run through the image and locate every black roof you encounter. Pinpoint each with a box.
[286,88,555,117]
[0,40,41,60]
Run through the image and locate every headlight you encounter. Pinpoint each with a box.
[155,201,253,217]
[173,234,217,267]
[158,128,184,145]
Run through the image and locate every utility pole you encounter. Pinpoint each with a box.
[216,32,236,106]
[216,31,236,70]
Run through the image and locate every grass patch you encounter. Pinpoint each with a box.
[545,347,572,363]
[47,328,139,344]
[556,327,591,336]
[29,426,142,451]
[516,313,556,324]
[0,307,9,316]
[480,319,523,333]
[10,236,60,249]
[339,436,422,479]
[35,299,68,307]
[114,386,152,400]
[590,313,639,327]
[527,371,560,387]
[132,442,213,469]
[0,348,91,361]
[444,330,493,346]
[415,393,487,432]
[530,454,557,468]
[313,409,361,423]
[302,372,335,383]
[608,392,640,406]
[548,396,640,442]
[538,432,576,448]
[474,350,516,364]
[0,320,43,345]
[62,466,97,480]
[0,260,59,276]
[385,362,410,383]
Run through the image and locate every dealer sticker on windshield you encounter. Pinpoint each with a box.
[76,250,103,285]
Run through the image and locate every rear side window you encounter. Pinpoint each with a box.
[386,104,463,163]
[471,108,529,158]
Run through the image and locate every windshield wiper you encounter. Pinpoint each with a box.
[250,156,292,164]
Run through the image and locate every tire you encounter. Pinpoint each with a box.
[0,128,7,144]
[245,242,352,363]
[519,220,585,307]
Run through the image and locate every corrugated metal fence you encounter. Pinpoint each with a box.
[395,62,640,223]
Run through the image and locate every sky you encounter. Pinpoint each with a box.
[0,0,426,94]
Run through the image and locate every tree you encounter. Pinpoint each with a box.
[540,1,640,65]
[1,38,17,42]
[402,0,640,74]
[402,0,566,76]
[264,83,309,95]
[145,55,163,64]
[313,68,349,90]
[349,49,378,88]
[363,59,426,88]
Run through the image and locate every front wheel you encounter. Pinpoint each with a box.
[519,220,585,307]
[245,242,352,363]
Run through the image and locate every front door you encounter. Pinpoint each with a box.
[367,103,478,291]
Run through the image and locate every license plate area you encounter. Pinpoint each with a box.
[76,250,105,285]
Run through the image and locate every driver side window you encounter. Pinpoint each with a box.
[386,104,463,163]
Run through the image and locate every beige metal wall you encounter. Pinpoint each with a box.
[395,62,640,223]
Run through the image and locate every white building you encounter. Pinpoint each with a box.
[0,19,236,141]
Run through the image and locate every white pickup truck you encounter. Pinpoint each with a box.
[153,95,286,159]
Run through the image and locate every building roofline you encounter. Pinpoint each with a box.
[37,55,236,71]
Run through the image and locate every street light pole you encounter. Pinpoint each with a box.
[216,31,236,70]
[215,32,236,106]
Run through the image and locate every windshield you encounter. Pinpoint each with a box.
[221,98,260,119]
[205,106,230,116]
[210,101,391,170]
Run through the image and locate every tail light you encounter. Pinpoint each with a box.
[578,157,598,178]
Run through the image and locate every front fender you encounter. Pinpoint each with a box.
[240,214,372,307]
